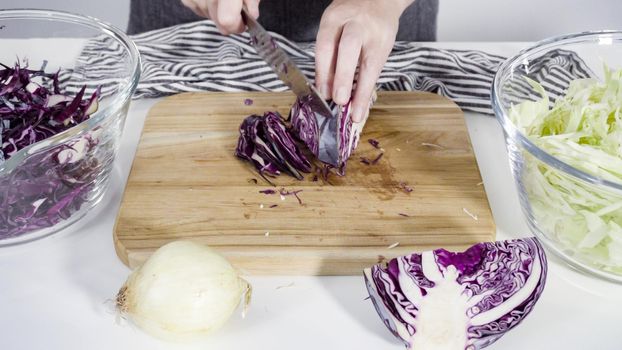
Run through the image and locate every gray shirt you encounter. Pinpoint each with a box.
[128,0,438,41]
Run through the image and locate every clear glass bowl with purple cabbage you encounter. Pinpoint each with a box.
[492,31,622,283]
[0,10,140,245]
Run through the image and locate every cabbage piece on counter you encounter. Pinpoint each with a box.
[364,238,547,350]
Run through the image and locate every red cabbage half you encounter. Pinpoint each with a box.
[364,238,547,350]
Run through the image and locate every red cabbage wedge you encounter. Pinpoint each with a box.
[364,238,547,350]
[290,95,373,175]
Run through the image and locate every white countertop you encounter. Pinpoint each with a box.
[1,42,621,350]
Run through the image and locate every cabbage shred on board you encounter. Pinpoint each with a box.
[510,67,622,274]
[364,238,547,350]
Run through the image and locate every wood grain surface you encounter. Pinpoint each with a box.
[114,91,495,275]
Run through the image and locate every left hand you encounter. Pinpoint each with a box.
[315,0,413,122]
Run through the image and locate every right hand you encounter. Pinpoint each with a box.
[180,0,260,35]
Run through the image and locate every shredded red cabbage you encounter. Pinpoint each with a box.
[0,62,101,239]
[1,136,99,238]
[371,152,384,165]
[398,181,413,194]
[368,138,380,149]
[255,187,303,206]
[0,62,99,162]
[263,112,312,174]
[235,115,283,178]
[235,112,311,181]
[237,92,374,180]
[279,188,303,205]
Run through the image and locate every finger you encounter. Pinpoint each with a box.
[351,51,384,122]
[244,0,261,19]
[217,0,245,34]
[205,1,221,30]
[197,0,213,17]
[331,22,363,106]
[314,12,342,100]
[181,0,209,18]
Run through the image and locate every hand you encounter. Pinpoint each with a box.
[180,0,260,35]
[315,0,413,122]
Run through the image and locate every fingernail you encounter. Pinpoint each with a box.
[319,84,330,100]
[335,87,349,104]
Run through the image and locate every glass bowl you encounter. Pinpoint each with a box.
[0,9,140,245]
[492,31,622,283]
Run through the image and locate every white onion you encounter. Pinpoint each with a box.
[116,241,251,341]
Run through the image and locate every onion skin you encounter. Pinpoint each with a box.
[116,241,251,342]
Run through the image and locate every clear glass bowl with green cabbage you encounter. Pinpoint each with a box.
[492,31,622,283]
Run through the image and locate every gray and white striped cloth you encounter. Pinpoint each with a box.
[68,20,592,115]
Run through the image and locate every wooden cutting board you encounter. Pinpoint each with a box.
[114,91,495,275]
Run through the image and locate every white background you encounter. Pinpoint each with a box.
[2,0,622,41]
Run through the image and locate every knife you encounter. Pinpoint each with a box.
[241,9,339,167]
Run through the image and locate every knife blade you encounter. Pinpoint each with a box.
[241,9,340,167]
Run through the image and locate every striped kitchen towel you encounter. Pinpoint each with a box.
[67,20,592,115]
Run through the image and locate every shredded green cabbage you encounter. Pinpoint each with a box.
[510,66,622,274]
